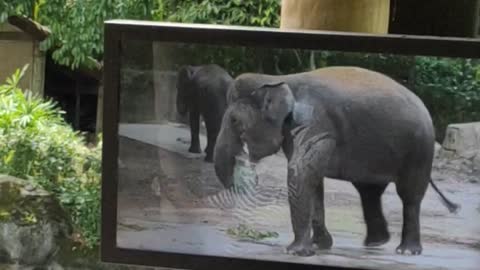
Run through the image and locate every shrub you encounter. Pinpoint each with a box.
[165,0,281,27]
[413,57,480,140]
[0,65,102,249]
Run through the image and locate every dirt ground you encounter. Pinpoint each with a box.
[116,123,480,270]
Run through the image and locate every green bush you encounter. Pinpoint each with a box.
[164,0,281,27]
[413,57,480,140]
[0,65,102,249]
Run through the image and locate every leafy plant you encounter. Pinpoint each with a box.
[1,0,159,69]
[164,0,280,27]
[0,0,37,22]
[0,66,102,248]
[1,0,281,69]
[413,57,480,140]
[227,223,279,241]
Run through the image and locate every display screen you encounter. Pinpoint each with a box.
[113,37,480,270]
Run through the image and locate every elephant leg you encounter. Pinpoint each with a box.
[286,128,335,256]
[353,183,390,247]
[286,170,314,256]
[203,116,219,162]
[311,179,333,249]
[204,134,217,162]
[395,168,429,255]
[188,110,201,153]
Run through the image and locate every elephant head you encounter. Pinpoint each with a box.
[175,65,198,116]
[213,81,296,188]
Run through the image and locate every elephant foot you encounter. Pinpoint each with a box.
[204,155,213,163]
[395,241,422,255]
[365,230,390,247]
[286,241,315,257]
[312,231,333,250]
[188,145,202,154]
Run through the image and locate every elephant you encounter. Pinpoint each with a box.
[213,66,459,256]
[176,64,233,162]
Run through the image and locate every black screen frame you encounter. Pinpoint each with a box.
[101,19,480,270]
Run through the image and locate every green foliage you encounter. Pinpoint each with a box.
[1,0,280,69]
[164,0,280,27]
[0,0,36,22]
[227,223,279,241]
[1,0,158,69]
[413,57,480,139]
[153,0,280,75]
[40,0,158,69]
[0,66,102,248]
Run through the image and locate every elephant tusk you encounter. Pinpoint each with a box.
[242,143,250,156]
[241,143,260,166]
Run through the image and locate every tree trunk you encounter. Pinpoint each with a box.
[280,0,390,34]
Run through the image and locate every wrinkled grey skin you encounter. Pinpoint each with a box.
[176,64,233,162]
[214,66,459,256]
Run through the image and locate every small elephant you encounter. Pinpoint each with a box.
[214,66,459,256]
[176,64,233,162]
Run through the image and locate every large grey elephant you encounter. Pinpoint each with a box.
[213,66,459,256]
[176,64,233,162]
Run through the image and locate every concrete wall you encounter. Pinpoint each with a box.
[119,68,187,125]
[153,70,183,123]
[0,22,45,96]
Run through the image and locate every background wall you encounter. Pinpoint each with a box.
[0,22,45,96]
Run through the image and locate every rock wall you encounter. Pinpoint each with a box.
[433,122,480,184]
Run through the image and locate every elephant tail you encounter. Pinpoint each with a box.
[429,178,461,214]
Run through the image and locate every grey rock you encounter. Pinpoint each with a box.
[433,122,480,184]
[441,122,480,159]
[0,175,167,270]
[0,175,71,267]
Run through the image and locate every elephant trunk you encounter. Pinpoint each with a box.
[213,116,243,189]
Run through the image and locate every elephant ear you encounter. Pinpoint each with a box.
[253,81,295,126]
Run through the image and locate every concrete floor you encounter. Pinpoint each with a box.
[116,123,480,270]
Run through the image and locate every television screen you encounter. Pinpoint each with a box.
[103,20,480,270]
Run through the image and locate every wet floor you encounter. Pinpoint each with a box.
[117,123,480,270]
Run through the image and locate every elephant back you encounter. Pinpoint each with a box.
[306,66,412,99]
